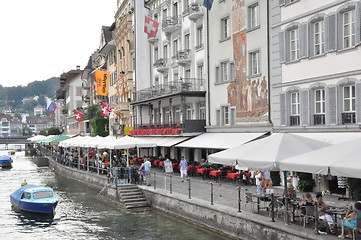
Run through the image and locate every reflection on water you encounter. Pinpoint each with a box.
[0,150,228,240]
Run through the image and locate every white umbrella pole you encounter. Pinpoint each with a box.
[110,149,112,169]
[127,149,129,166]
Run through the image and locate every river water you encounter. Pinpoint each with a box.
[0,151,228,240]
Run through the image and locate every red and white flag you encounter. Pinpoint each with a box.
[144,15,159,38]
[73,110,83,122]
[101,103,112,118]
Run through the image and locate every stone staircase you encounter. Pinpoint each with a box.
[117,185,149,209]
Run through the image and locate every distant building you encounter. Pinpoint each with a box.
[0,115,11,137]
[34,105,44,116]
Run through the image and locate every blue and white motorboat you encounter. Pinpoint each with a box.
[10,184,58,214]
[0,155,13,168]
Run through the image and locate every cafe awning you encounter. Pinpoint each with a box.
[136,136,190,147]
[279,136,361,178]
[175,132,266,149]
[208,133,331,169]
[292,132,361,144]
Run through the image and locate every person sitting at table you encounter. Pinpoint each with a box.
[284,183,297,200]
[339,202,361,239]
[200,159,209,168]
[316,193,335,234]
[257,180,267,197]
[298,193,314,215]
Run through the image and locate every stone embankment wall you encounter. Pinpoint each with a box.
[49,159,321,240]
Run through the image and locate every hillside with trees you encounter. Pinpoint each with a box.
[0,77,59,110]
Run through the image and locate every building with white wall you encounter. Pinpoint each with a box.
[270,0,361,132]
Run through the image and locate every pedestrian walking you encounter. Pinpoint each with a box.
[179,156,188,182]
[143,157,152,186]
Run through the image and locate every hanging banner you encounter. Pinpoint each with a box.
[94,70,110,96]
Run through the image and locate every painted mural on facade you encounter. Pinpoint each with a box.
[228,0,268,122]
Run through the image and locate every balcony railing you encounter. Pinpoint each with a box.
[342,112,356,124]
[134,119,206,134]
[313,114,325,125]
[290,116,300,126]
[187,3,204,21]
[172,49,191,64]
[148,32,159,43]
[133,78,205,102]
[153,58,169,72]
[162,15,181,33]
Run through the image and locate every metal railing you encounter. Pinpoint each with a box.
[133,78,205,102]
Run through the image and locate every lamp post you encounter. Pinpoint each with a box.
[113,119,119,139]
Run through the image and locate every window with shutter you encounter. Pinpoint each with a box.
[289,28,299,61]
[313,20,325,56]
[314,89,325,125]
[342,10,356,49]
[290,92,300,126]
[230,107,236,125]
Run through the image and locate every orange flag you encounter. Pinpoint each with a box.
[94,70,110,96]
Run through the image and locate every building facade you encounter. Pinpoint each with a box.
[270,0,361,132]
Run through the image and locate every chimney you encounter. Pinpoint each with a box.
[76,65,80,70]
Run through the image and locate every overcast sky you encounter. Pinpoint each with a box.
[0,0,116,87]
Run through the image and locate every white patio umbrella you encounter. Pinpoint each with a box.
[208,133,331,171]
[27,135,48,142]
[279,137,361,179]
[97,135,157,149]
[97,135,157,166]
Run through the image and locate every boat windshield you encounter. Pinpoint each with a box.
[33,191,53,199]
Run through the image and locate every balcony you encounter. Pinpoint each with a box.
[153,58,169,72]
[187,3,204,21]
[290,116,300,126]
[148,33,159,43]
[114,102,130,112]
[135,119,206,135]
[162,15,181,33]
[172,49,191,65]
[133,78,205,103]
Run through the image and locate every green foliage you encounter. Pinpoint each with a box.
[347,178,361,201]
[271,171,281,186]
[39,129,48,136]
[22,126,33,136]
[297,173,315,192]
[37,95,47,107]
[89,119,109,137]
[86,104,101,119]
[0,77,59,109]
[13,113,22,121]
[48,127,61,135]
[22,99,37,113]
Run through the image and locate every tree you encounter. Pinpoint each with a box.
[23,126,33,136]
[47,127,61,135]
[22,99,37,113]
[37,95,47,107]
[14,113,22,121]
[39,129,48,136]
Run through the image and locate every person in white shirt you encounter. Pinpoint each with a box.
[179,156,188,182]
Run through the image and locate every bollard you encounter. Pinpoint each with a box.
[210,182,214,205]
[153,172,156,189]
[315,204,319,234]
[285,197,289,225]
[170,174,173,194]
[188,177,191,199]
[238,187,241,212]
[271,193,275,222]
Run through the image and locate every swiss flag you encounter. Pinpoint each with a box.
[144,15,159,38]
[101,103,112,118]
[74,110,83,122]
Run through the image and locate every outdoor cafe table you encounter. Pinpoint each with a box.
[209,170,222,181]
[158,161,164,168]
[226,172,240,180]
[196,168,211,175]
[326,206,347,225]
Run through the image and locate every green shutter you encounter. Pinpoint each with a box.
[356,83,361,123]
[309,21,315,57]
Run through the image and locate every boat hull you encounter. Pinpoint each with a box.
[10,185,58,215]
[0,162,12,168]
[0,155,13,168]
